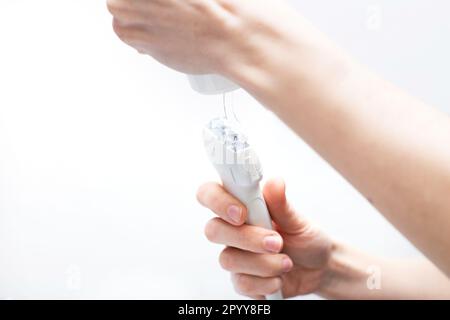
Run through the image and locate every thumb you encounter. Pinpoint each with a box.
[263,178,304,234]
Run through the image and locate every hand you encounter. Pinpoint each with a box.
[197,178,334,299]
[106,0,302,77]
[106,0,245,74]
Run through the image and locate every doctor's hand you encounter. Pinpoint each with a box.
[197,178,334,299]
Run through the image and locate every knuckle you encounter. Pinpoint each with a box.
[218,14,241,36]
[196,183,216,207]
[196,183,209,205]
[238,226,262,250]
[115,28,131,43]
[106,0,125,16]
[219,0,238,9]
[108,0,144,25]
[215,1,243,36]
[219,248,234,271]
[112,18,125,36]
[204,218,220,242]
[189,0,211,13]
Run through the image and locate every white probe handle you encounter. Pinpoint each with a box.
[221,181,284,300]
[203,118,283,300]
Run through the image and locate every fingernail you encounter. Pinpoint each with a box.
[263,235,282,253]
[227,205,243,224]
[282,257,293,272]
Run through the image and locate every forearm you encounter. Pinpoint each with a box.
[223,11,450,276]
[319,242,450,300]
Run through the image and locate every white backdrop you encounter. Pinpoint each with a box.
[0,0,449,299]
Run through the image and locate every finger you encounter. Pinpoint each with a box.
[219,247,293,277]
[263,178,305,234]
[232,273,283,297]
[197,182,247,226]
[112,21,156,46]
[249,295,265,300]
[204,218,283,254]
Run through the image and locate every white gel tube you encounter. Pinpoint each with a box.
[188,74,239,95]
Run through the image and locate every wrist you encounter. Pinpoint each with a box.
[317,241,371,299]
[221,8,354,114]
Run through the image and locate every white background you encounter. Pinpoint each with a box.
[0,0,449,299]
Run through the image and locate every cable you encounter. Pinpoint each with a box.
[223,92,239,122]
